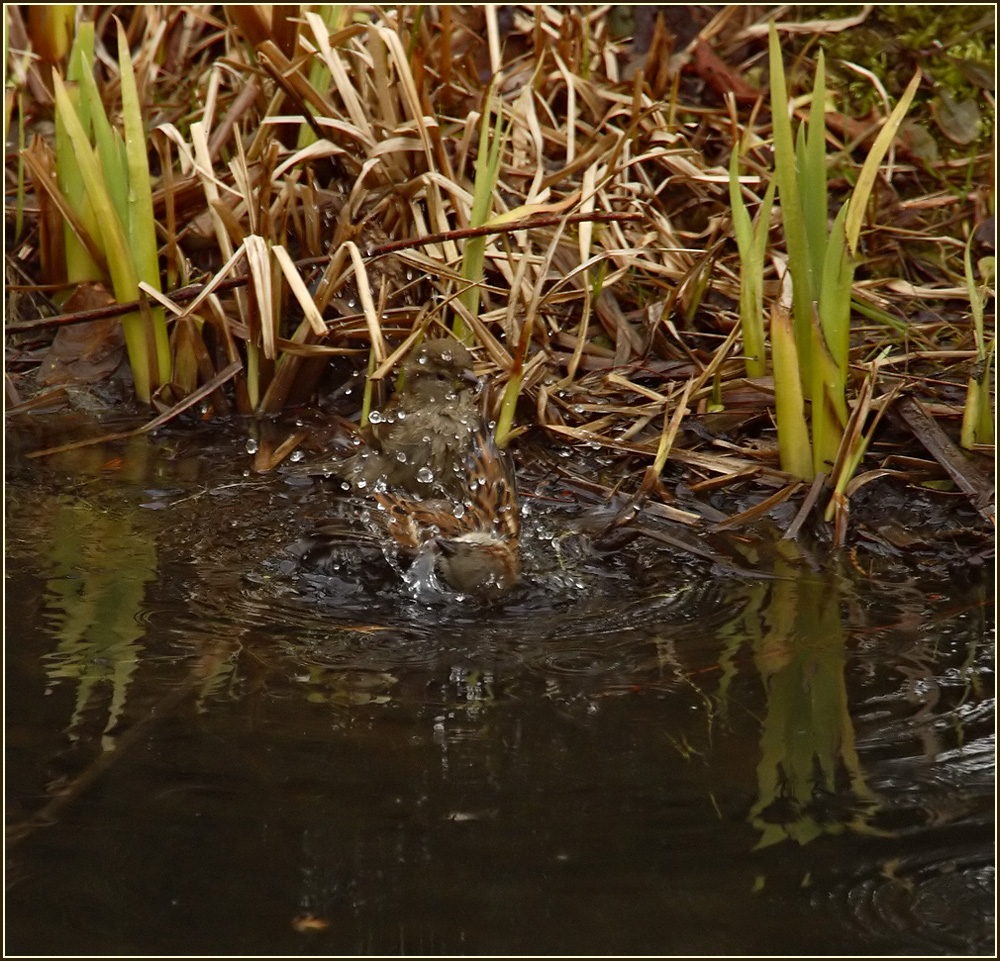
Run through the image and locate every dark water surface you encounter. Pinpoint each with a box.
[5,423,994,956]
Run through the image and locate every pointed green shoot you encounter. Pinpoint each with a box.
[769,21,813,373]
[52,70,156,401]
[457,80,508,341]
[116,19,170,385]
[56,22,100,283]
[961,240,995,448]
[844,70,921,257]
[816,203,854,385]
[807,208,855,476]
[75,35,129,229]
[799,49,829,301]
[493,366,523,449]
[729,148,776,378]
[771,303,813,480]
[808,317,849,476]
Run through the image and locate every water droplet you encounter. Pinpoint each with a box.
[406,269,413,281]
[356,479,368,489]
[290,449,304,462]
[396,452,407,462]
[340,481,351,492]
[369,411,383,424]
[347,298,357,308]
[245,438,259,454]
[417,467,434,484]
[396,411,406,420]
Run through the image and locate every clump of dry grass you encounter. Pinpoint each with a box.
[5,5,994,536]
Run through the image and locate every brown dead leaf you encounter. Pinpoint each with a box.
[39,285,125,386]
[291,913,330,933]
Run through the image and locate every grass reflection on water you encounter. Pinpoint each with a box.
[5,457,993,955]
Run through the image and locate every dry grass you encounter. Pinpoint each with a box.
[4,5,994,533]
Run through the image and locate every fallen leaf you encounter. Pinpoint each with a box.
[39,284,125,385]
[291,913,330,933]
[932,91,982,145]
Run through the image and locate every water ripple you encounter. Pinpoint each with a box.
[819,846,995,954]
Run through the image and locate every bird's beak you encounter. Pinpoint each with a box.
[435,537,459,557]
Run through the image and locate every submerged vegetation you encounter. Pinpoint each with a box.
[4,5,995,552]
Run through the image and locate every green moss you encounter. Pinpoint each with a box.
[796,6,994,156]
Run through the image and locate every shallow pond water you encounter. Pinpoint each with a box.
[5,421,995,956]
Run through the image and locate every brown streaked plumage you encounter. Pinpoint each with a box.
[371,420,521,599]
[344,339,482,500]
[317,337,521,599]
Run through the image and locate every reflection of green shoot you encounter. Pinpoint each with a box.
[960,239,995,449]
[665,731,703,762]
[747,547,885,848]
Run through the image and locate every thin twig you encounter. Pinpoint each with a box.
[5,211,644,333]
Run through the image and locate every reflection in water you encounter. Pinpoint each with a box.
[740,543,882,848]
[41,496,157,748]
[5,438,994,955]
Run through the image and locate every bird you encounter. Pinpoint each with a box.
[344,338,483,499]
[302,338,521,600]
